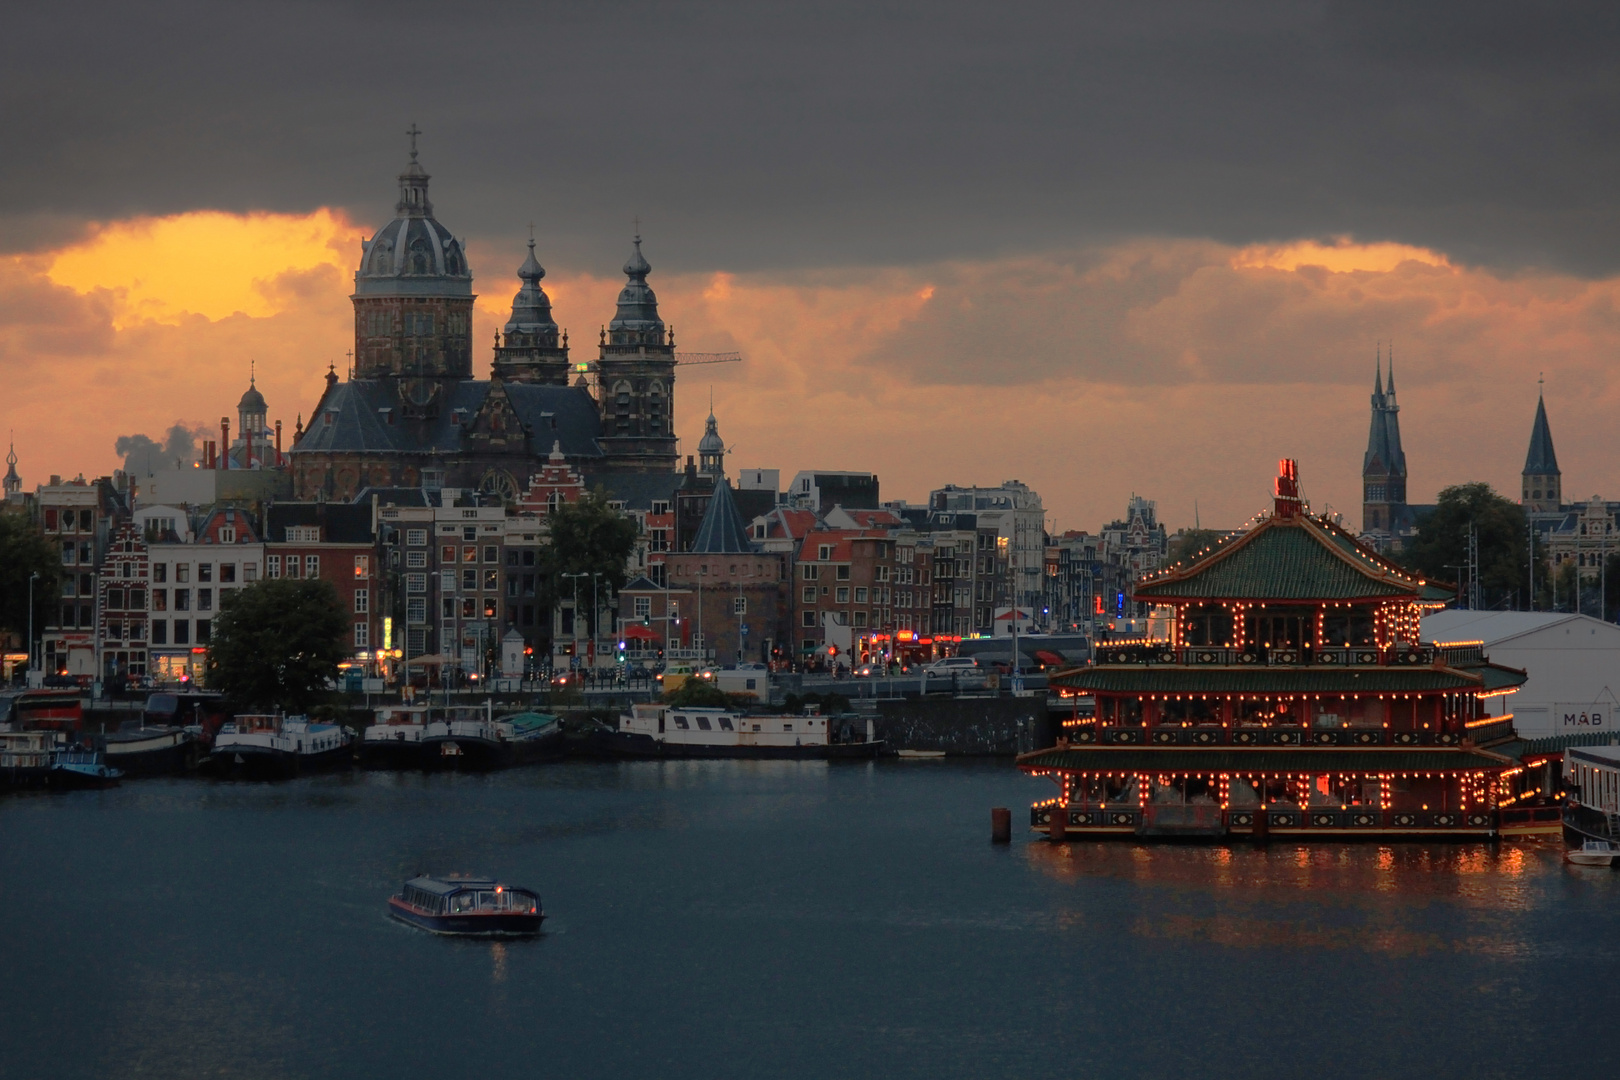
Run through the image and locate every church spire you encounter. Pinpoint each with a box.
[3,434,20,498]
[1522,382,1561,513]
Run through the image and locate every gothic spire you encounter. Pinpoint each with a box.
[1524,387,1560,475]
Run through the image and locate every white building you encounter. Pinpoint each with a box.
[1422,610,1620,740]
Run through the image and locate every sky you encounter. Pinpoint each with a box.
[5,1,1620,531]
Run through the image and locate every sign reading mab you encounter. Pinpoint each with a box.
[1557,702,1610,731]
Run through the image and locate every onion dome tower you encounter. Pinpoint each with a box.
[697,402,725,477]
[237,364,268,437]
[351,126,475,416]
[3,438,20,500]
[492,238,570,384]
[595,233,677,472]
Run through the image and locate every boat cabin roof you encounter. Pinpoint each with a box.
[405,875,534,897]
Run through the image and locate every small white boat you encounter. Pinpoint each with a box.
[1566,839,1618,867]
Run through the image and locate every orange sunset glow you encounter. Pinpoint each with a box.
[7,210,1620,529]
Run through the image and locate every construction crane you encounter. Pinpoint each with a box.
[674,351,742,366]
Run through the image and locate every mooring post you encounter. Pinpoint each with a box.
[1252,806,1270,844]
[1047,804,1067,842]
[991,806,1011,843]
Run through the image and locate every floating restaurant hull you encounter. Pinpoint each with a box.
[1022,460,1530,841]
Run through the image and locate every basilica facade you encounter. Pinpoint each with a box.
[289,139,680,500]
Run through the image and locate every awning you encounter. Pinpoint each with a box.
[1034,650,1067,667]
[623,624,660,641]
[402,653,457,665]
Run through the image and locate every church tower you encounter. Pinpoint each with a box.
[350,128,475,418]
[237,366,267,439]
[492,239,570,384]
[1361,351,1409,544]
[594,235,677,472]
[697,404,725,477]
[1522,386,1562,514]
[3,438,20,501]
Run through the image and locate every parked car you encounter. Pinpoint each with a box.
[922,656,979,676]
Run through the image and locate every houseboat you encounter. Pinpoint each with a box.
[141,691,229,748]
[1022,461,1529,841]
[210,714,355,779]
[388,875,544,936]
[421,707,564,771]
[0,688,83,733]
[1561,743,1620,847]
[358,705,431,769]
[49,747,123,789]
[103,721,199,777]
[611,704,882,759]
[0,730,56,787]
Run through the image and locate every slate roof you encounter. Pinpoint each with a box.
[1017,745,1511,774]
[690,480,753,553]
[354,487,438,508]
[584,470,683,510]
[1135,516,1421,601]
[265,502,374,543]
[291,379,603,459]
[1524,394,1560,474]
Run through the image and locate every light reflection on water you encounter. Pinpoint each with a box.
[4,761,1620,1080]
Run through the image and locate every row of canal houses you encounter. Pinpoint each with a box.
[1019,461,1548,840]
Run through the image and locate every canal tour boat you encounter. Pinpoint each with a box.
[210,714,355,779]
[388,875,544,936]
[610,704,882,760]
[421,706,564,771]
[358,705,431,769]
[49,747,123,789]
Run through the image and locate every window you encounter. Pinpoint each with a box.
[196,619,210,643]
[174,589,191,611]
[355,622,369,649]
[406,529,427,547]
[129,620,145,641]
[733,597,747,614]
[286,556,301,579]
[406,551,427,569]
[463,546,477,563]
[198,563,212,582]
[462,569,477,590]
[198,589,212,612]
[267,555,280,578]
[61,542,75,564]
[441,570,456,593]
[304,555,319,577]
[483,546,497,563]
[176,564,190,583]
[855,587,868,603]
[854,611,868,627]
[837,565,851,581]
[634,597,651,618]
[219,527,236,543]
[174,620,190,645]
[355,555,370,579]
[442,598,456,619]
[129,588,145,609]
[355,589,369,614]
[801,564,819,581]
[460,598,476,618]
[696,715,713,731]
[836,587,850,603]
[287,526,320,542]
[483,599,497,619]
[107,620,123,641]
[153,589,167,611]
[151,620,167,645]
[484,570,499,590]
[406,573,426,594]
[407,598,427,622]
[803,610,817,627]
[802,586,816,604]
[153,564,167,583]
[220,563,236,583]
[442,545,457,564]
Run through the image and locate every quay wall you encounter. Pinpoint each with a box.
[873,696,1049,756]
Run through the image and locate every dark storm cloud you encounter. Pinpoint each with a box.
[3,0,1619,274]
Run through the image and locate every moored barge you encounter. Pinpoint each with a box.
[1022,460,1529,841]
[388,876,544,936]
[210,714,354,779]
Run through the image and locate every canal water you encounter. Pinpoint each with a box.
[1,761,1614,1080]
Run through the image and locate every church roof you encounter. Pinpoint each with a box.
[353,137,471,298]
[504,239,557,335]
[1524,393,1560,474]
[609,236,663,333]
[1362,357,1406,479]
[689,479,753,553]
[290,380,604,460]
[237,379,266,413]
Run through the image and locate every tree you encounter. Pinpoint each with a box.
[206,578,349,712]
[539,488,640,640]
[0,508,61,659]
[1168,528,1224,568]
[1401,483,1527,609]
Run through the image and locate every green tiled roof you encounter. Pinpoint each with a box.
[1051,665,1483,695]
[1494,732,1618,761]
[1017,745,1510,774]
[1135,519,1418,601]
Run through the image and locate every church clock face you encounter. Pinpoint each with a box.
[401,378,437,408]
[479,469,519,502]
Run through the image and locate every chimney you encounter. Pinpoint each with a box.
[244,424,253,470]
[220,417,230,470]
[274,419,282,462]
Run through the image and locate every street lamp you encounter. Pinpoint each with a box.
[28,571,39,678]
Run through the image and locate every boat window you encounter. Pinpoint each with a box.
[452,893,477,913]
[719,717,734,731]
[696,715,713,731]
[478,892,496,910]
[783,723,792,731]
[673,715,689,729]
[753,724,761,732]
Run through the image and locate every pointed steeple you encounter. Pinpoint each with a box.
[690,478,753,554]
[492,235,569,384]
[1525,389,1559,475]
[1362,344,1409,545]
[608,234,665,343]
[3,435,20,498]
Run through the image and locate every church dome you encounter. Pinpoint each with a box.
[237,380,267,413]
[504,239,557,335]
[697,410,724,456]
[354,136,473,297]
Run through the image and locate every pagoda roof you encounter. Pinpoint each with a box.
[1135,513,1423,602]
[1017,744,1512,774]
[1050,665,1486,696]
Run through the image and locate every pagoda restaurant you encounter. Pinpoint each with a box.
[1020,461,1528,840]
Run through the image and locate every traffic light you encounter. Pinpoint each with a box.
[616,639,626,663]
